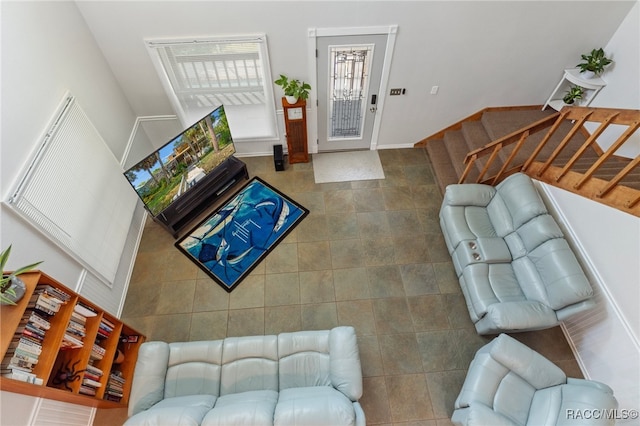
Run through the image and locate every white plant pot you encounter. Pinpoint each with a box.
[285,96,298,105]
[580,70,596,80]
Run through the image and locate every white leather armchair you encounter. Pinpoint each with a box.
[452,334,618,425]
[125,326,365,426]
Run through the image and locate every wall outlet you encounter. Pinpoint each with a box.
[430,85,439,95]
[390,88,402,96]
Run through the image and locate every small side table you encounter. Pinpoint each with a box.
[543,68,606,111]
[281,97,309,163]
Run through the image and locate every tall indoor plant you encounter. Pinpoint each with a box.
[274,74,311,104]
[1,245,43,305]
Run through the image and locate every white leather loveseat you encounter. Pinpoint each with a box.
[439,173,595,334]
[125,326,365,426]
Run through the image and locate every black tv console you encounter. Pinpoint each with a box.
[153,156,248,238]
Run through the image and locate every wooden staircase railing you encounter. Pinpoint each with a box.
[459,106,640,217]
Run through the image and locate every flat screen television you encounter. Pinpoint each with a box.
[124,105,236,216]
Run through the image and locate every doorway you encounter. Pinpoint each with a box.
[313,27,396,152]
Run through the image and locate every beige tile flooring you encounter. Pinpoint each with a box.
[94,148,581,425]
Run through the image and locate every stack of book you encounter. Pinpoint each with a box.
[90,343,106,362]
[79,364,103,396]
[104,371,125,402]
[97,318,114,340]
[64,310,87,346]
[1,285,70,384]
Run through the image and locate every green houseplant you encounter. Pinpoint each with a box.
[576,48,613,78]
[563,85,585,105]
[274,74,311,104]
[1,245,43,305]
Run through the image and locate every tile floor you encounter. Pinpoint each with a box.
[94,148,582,425]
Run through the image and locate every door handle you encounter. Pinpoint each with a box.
[371,94,377,105]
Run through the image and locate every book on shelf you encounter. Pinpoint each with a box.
[1,369,44,385]
[8,338,43,356]
[79,385,97,396]
[34,284,71,303]
[85,364,103,378]
[71,311,87,324]
[5,350,39,365]
[61,333,83,349]
[104,371,126,402]
[82,377,102,388]
[74,303,97,318]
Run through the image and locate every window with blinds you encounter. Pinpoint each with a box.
[147,35,278,140]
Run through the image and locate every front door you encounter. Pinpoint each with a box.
[316,34,387,152]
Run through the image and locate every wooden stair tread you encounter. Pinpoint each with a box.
[422,106,640,215]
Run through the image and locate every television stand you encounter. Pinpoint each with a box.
[152,156,248,238]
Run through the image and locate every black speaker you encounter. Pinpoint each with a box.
[273,144,285,171]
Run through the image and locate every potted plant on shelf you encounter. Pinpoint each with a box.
[1,245,43,305]
[274,74,311,104]
[576,48,613,79]
[563,85,585,105]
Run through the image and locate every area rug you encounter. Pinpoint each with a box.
[175,177,308,292]
[313,150,385,183]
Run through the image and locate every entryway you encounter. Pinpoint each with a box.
[313,26,397,152]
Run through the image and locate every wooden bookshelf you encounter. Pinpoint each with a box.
[0,271,145,408]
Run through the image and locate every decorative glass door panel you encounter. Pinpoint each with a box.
[328,45,373,141]
[317,33,386,152]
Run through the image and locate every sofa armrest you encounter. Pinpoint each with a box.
[487,334,567,390]
[475,300,559,334]
[329,326,363,401]
[443,183,496,207]
[452,404,519,426]
[556,299,596,321]
[566,378,615,395]
[128,341,170,417]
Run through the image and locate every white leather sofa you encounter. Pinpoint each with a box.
[439,173,595,334]
[125,326,365,426]
[452,334,618,425]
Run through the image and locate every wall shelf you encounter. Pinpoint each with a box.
[543,68,607,111]
[0,271,145,408]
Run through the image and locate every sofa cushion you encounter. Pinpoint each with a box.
[278,330,331,390]
[201,390,278,426]
[516,214,564,254]
[527,239,593,310]
[165,341,223,399]
[494,173,548,229]
[460,263,526,320]
[440,205,498,253]
[124,395,217,426]
[220,335,278,395]
[528,387,563,425]
[274,386,357,426]
[128,341,170,417]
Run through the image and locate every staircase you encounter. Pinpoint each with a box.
[415,106,640,217]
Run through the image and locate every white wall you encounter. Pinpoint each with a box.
[539,184,640,421]
[0,1,147,423]
[587,1,640,157]
[75,1,634,153]
[535,2,640,418]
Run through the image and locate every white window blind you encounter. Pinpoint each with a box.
[6,95,138,285]
[147,36,277,139]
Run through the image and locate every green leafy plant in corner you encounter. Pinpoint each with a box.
[563,85,585,105]
[1,245,43,305]
[576,48,613,75]
[274,75,311,101]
